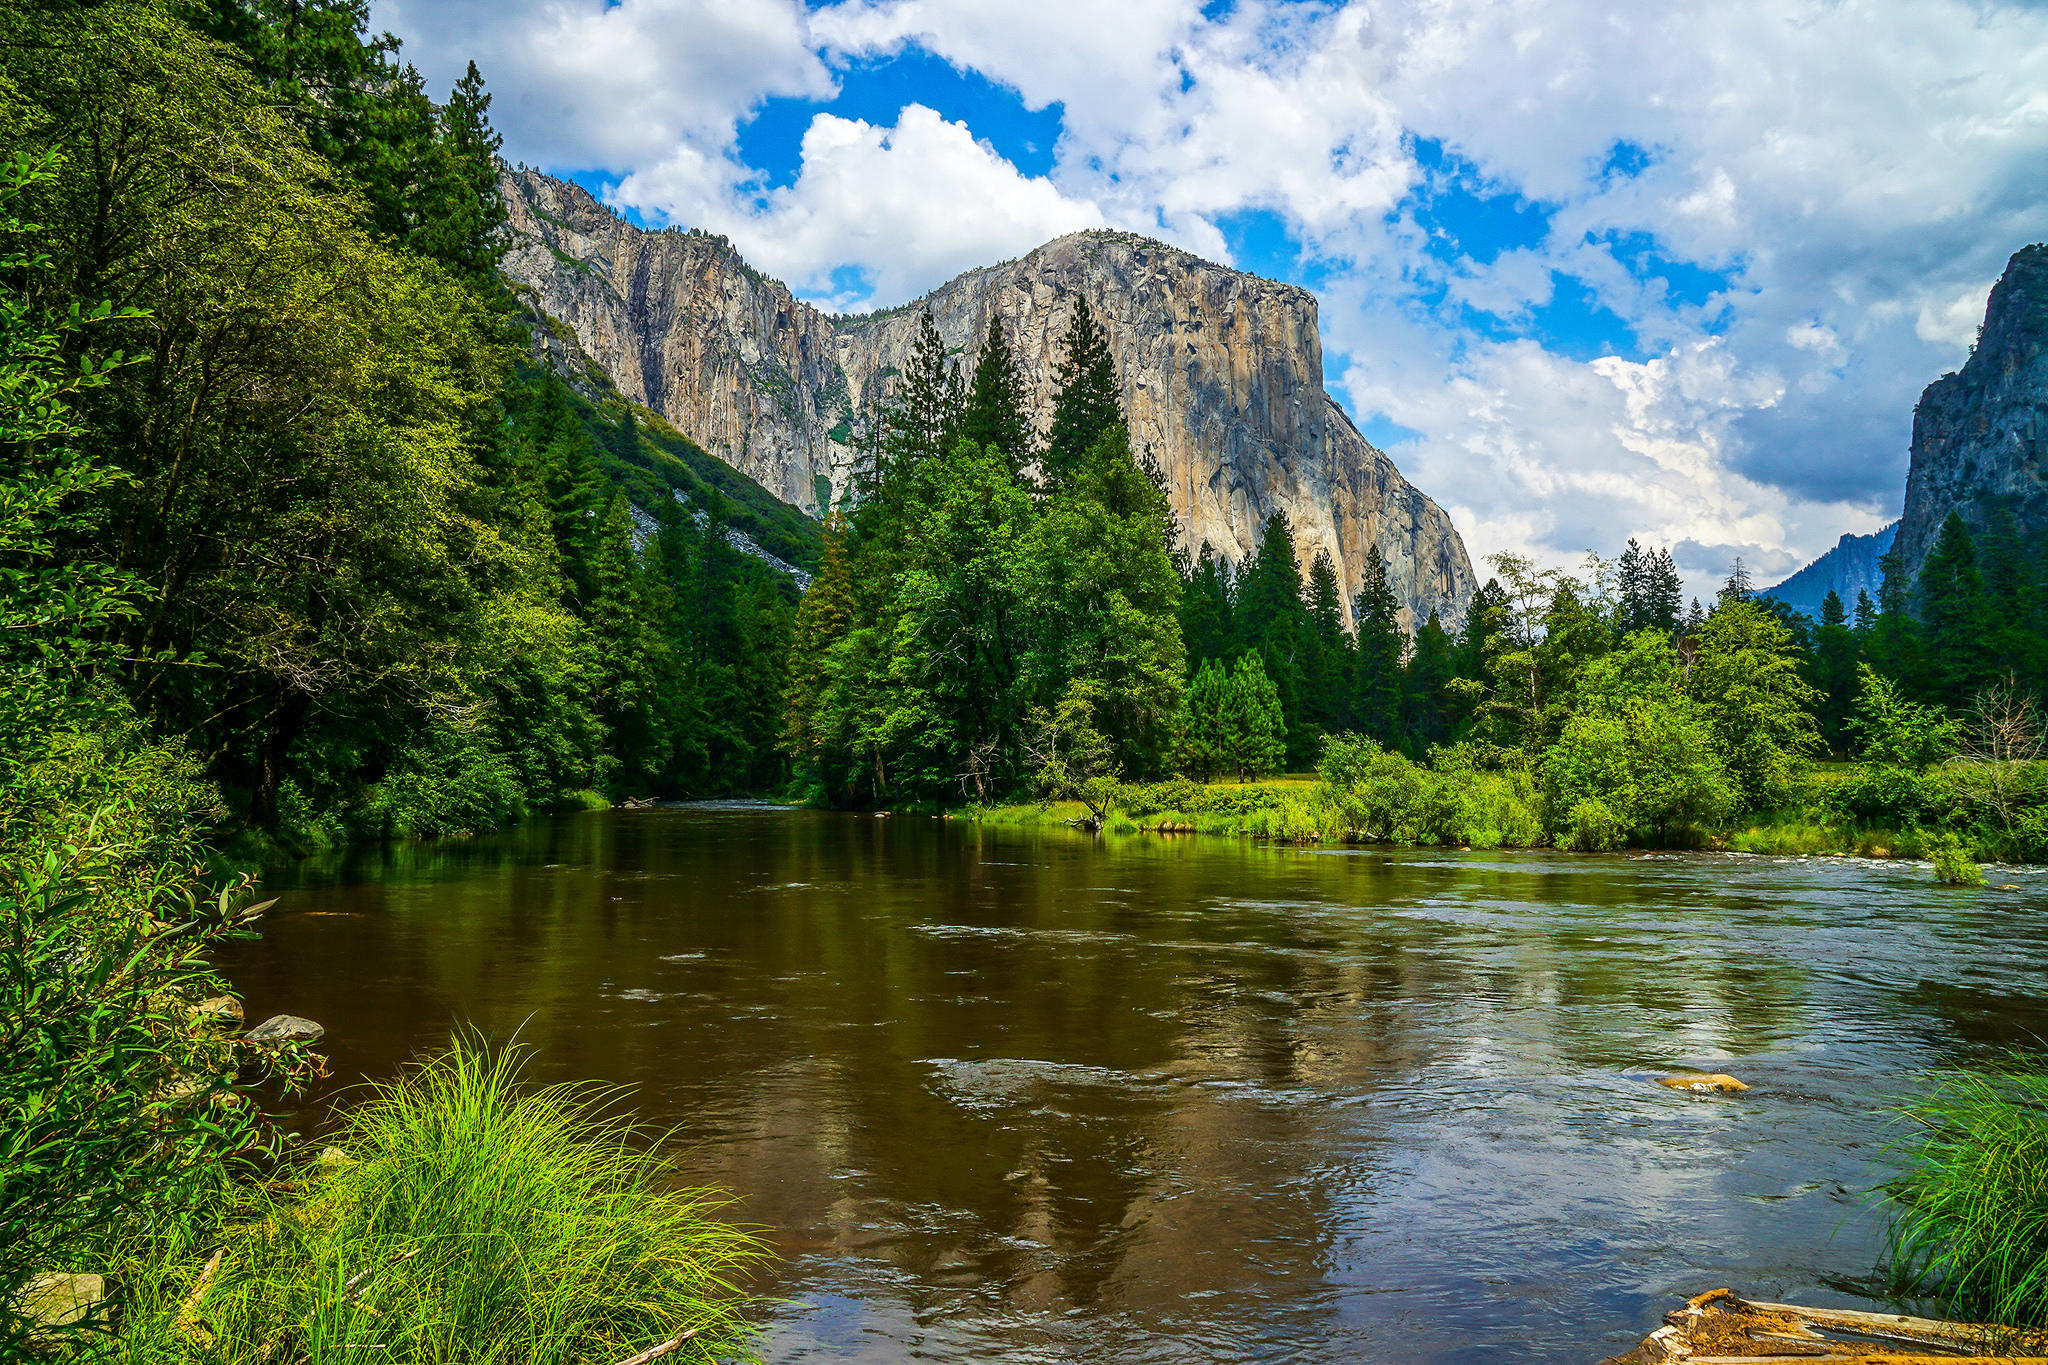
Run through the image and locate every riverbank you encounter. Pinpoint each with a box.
[957,774,2025,866]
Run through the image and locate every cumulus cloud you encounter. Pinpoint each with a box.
[378,0,2048,597]
[371,0,833,169]
[620,105,1107,307]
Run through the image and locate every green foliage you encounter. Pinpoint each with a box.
[1543,632,1735,845]
[1847,663,1960,769]
[1887,1065,2048,1325]
[1173,658,1231,782]
[1689,598,1822,810]
[1221,653,1287,781]
[1561,797,1627,852]
[1042,295,1121,488]
[148,1039,767,1364]
[0,830,290,1350]
[1926,831,1985,885]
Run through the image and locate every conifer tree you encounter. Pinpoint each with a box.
[879,309,962,482]
[1404,610,1458,749]
[1043,296,1121,488]
[1812,589,1860,753]
[1234,513,1312,763]
[1646,548,1683,633]
[1174,658,1230,781]
[961,314,1032,474]
[1223,652,1286,781]
[1353,544,1405,748]
[1616,538,1649,633]
[1303,550,1350,735]
[1919,511,1990,707]
[1178,543,1235,669]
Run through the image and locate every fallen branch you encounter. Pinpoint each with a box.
[174,1248,225,1339]
[609,1327,698,1365]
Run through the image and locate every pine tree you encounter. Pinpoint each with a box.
[1616,538,1649,634]
[1353,543,1405,748]
[961,314,1032,475]
[879,309,962,482]
[1682,597,1707,635]
[1646,548,1683,633]
[1867,544,1926,696]
[1174,658,1230,781]
[1178,543,1235,669]
[1812,588,1860,753]
[1303,550,1349,735]
[1404,610,1457,750]
[1919,511,1989,707]
[1853,590,1877,634]
[1720,557,1753,604]
[1223,652,1286,781]
[1234,512,1312,765]
[1043,296,1121,489]
[407,60,509,287]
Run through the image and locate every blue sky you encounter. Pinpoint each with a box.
[375,0,2048,595]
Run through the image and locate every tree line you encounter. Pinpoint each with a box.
[2,0,800,853]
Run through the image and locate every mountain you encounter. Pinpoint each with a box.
[1895,243,2048,577]
[1761,522,1896,618]
[498,166,1476,630]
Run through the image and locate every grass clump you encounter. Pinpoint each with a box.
[157,1040,767,1364]
[1886,1066,2048,1326]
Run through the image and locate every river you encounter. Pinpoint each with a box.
[223,804,2048,1363]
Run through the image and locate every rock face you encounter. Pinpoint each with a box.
[500,166,1476,630]
[1896,244,2048,578]
[1762,521,1896,618]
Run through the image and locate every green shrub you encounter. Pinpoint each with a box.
[173,1040,768,1364]
[1,824,286,1352]
[1562,797,1627,852]
[1927,831,1984,886]
[365,721,529,839]
[1467,770,1544,848]
[1886,1065,2048,1325]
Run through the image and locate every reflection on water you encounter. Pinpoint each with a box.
[224,806,2048,1364]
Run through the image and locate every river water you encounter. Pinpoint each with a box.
[224,804,2048,1363]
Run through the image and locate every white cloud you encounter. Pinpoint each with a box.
[370,0,833,168]
[381,0,2048,597]
[618,105,1108,307]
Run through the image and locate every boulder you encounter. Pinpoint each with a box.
[18,1272,106,1329]
[245,1014,324,1046]
[188,995,243,1027]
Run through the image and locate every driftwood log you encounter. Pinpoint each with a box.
[1601,1287,2048,1363]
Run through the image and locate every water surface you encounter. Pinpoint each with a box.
[225,806,2048,1363]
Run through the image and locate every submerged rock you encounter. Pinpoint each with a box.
[245,1014,324,1046]
[1655,1072,1749,1093]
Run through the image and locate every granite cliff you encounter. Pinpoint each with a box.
[1896,244,2048,577]
[500,166,1475,630]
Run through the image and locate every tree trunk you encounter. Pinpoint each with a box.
[249,690,311,827]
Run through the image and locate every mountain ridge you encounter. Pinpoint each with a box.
[497,164,1477,630]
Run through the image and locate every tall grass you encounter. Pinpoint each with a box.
[145,1039,767,1364]
[1886,1066,2048,1326]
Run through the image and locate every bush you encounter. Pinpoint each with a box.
[1,823,287,1351]
[1838,764,1958,828]
[1927,831,1984,886]
[364,721,529,839]
[171,1040,769,1364]
[1562,797,1627,852]
[1887,1065,2048,1325]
